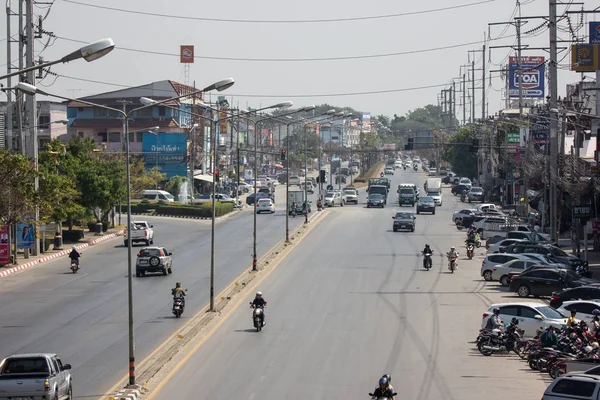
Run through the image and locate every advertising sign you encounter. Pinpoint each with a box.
[180,45,194,63]
[508,56,545,98]
[571,44,599,72]
[590,22,600,45]
[0,225,9,265]
[16,222,35,249]
[142,133,188,179]
[530,113,550,151]
[361,112,371,132]
[573,204,593,219]
[218,106,228,136]
[507,132,520,143]
[383,143,396,150]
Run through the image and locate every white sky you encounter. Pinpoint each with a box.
[1,0,598,118]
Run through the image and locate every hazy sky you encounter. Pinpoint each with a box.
[1,0,598,118]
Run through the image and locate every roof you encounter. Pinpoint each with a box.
[70,118,180,129]
[490,302,551,308]
[77,80,199,102]
[4,353,56,358]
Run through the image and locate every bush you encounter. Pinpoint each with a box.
[62,229,84,243]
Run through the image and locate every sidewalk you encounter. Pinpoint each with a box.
[0,227,123,278]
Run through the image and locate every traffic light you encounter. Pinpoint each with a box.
[404,138,413,151]
[469,138,479,153]
[215,169,220,182]
[319,169,326,182]
[281,149,287,161]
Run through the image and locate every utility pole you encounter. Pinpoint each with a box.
[482,43,486,121]
[472,59,476,123]
[117,100,132,152]
[462,74,466,125]
[548,0,558,242]
[452,80,456,128]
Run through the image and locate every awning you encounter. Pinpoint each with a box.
[194,174,213,183]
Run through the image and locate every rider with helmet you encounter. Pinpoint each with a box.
[68,245,81,266]
[252,292,267,325]
[446,246,459,270]
[485,307,503,330]
[591,309,600,338]
[372,375,395,399]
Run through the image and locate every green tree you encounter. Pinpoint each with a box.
[441,127,477,178]
[129,156,165,197]
[0,149,38,225]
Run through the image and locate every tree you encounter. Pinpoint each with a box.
[0,149,38,225]
[441,127,477,178]
[129,156,165,197]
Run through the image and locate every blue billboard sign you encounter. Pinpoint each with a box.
[508,56,545,98]
[591,22,600,45]
[142,132,188,179]
[530,113,549,152]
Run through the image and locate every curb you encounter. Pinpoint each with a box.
[0,232,122,279]
[130,210,243,220]
[109,386,142,400]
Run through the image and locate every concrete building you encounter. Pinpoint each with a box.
[0,101,67,150]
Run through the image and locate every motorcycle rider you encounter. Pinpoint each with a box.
[291,201,297,215]
[540,326,559,348]
[317,197,323,211]
[421,244,433,268]
[68,246,81,267]
[446,246,459,270]
[567,309,578,327]
[591,309,600,339]
[251,292,267,326]
[371,375,395,399]
[485,307,503,330]
[171,282,187,308]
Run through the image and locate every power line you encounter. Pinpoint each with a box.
[61,0,498,24]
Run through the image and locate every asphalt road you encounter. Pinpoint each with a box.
[150,164,548,400]
[0,192,314,399]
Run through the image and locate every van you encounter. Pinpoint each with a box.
[142,190,175,203]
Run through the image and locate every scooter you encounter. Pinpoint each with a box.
[70,258,80,273]
[447,255,458,273]
[413,165,418,171]
[250,303,266,332]
[466,244,474,260]
[422,252,433,270]
[172,297,185,318]
[317,200,323,211]
[369,392,398,400]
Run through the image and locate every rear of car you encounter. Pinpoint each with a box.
[136,247,172,276]
[543,373,600,399]
[467,187,485,202]
[256,198,275,213]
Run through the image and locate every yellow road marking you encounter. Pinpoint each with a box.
[100,212,327,400]
[144,213,326,400]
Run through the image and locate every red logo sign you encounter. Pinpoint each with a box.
[180,45,194,64]
[0,225,10,266]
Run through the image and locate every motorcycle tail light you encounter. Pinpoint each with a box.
[482,312,489,319]
[492,268,497,271]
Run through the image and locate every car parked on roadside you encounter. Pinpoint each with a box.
[550,285,600,308]
[542,373,600,399]
[501,244,584,269]
[491,259,542,286]
[509,268,596,298]
[467,187,485,203]
[452,208,480,223]
[481,253,535,281]
[557,300,600,323]
[487,238,527,254]
[136,246,173,277]
[451,184,471,196]
[481,302,568,338]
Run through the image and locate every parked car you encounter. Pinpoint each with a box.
[557,300,600,323]
[487,238,527,254]
[509,268,596,298]
[0,353,73,400]
[480,253,539,281]
[367,193,385,208]
[542,373,600,399]
[481,302,568,338]
[256,198,275,214]
[136,246,173,277]
[451,184,471,196]
[550,286,600,308]
[324,191,343,207]
[392,212,416,232]
[501,244,584,269]
[467,187,485,203]
[452,208,480,223]
[490,259,542,286]
[416,196,435,214]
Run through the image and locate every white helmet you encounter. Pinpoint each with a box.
[592,342,600,350]
[256,292,262,298]
[450,246,455,250]
[72,245,76,250]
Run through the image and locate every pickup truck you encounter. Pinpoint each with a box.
[123,220,155,247]
[0,353,72,400]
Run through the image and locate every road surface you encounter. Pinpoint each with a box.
[149,164,548,400]
[0,192,312,399]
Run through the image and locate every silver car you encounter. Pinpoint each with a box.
[343,188,358,204]
[324,191,343,207]
[136,246,173,277]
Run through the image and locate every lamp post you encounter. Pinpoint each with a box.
[17,77,234,386]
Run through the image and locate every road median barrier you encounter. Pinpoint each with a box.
[352,162,385,189]
[103,209,330,400]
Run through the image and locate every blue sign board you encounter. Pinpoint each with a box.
[530,114,550,152]
[16,222,35,249]
[591,22,600,45]
[508,56,545,98]
[142,132,188,179]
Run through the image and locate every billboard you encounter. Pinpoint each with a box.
[361,112,371,132]
[16,222,35,249]
[180,45,194,63]
[143,133,188,179]
[571,44,599,72]
[0,225,9,265]
[508,56,545,98]
[590,22,600,45]
[530,113,550,152]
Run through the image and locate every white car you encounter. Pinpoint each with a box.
[481,302,568,338]
[256,198,275,214]
[481,253,539,281]
[324,191,343,207]
[491,258,543,286]
[428,168,437,176]
[459,177,472,186]
[487,238,527,254]
[557,300,600,323]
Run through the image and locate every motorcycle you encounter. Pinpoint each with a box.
[172,297,185,318]
[413,165,418,171]
[422,252,433,270]
[368,392,398,400]
[70,258,80,273]
[250,303,266,332]
[477,327,522,356]
[317,200,323,211]
[466,244,474,260]
[291,205,297,218]
[447,254,458,273]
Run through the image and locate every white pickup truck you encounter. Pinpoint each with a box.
[0,353,73,400]
[123,220,154,246]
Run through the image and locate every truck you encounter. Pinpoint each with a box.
[0,353,73,400]
[123,220,155,247]
[368,185,388,205]
[368,178,390,192]
[424,178,443,206]
[288,190,311,214]
[397,184,416,206]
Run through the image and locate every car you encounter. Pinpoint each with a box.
[428,168,437,176]
[452,209,480,223]
[509,268,597,298]
[324,191,343,207]
[467,187,485,203]
[123,221,154,247]
[246,191,271,205]
[459,177,472,186]
[486,238,527,254]
[416,196,435,214]
[392,212,415,232]
[480,253,538,281]
[384,167,394,175]
[367,193,385,208]
[491,259,545,286]
[289,176,301,186]
[557,300,600,323]
[501,244,584,269]
[550,286,600,308]
[136,246,173,277]
[451,184,471,196]
[543,373,600,399]
[256,198,275,213]
[481,302,568,338]
[343,188,359,204]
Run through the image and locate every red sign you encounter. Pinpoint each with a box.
[180,45,195,64]
[0,225,10,266]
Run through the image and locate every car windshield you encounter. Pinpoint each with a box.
[536,305,566,319]
[549,247,568,257]
[471,188,483,193]
[369,194,383,199]
[325,192,334,197]
[344,190,357,195]
[395,213,412,219]
[428,191,440,196]
[400,189,413,194]
[139,248,161,257]
[164,193,175,200]
[420,197,434,203]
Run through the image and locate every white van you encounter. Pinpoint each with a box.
[142,190,175,203]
